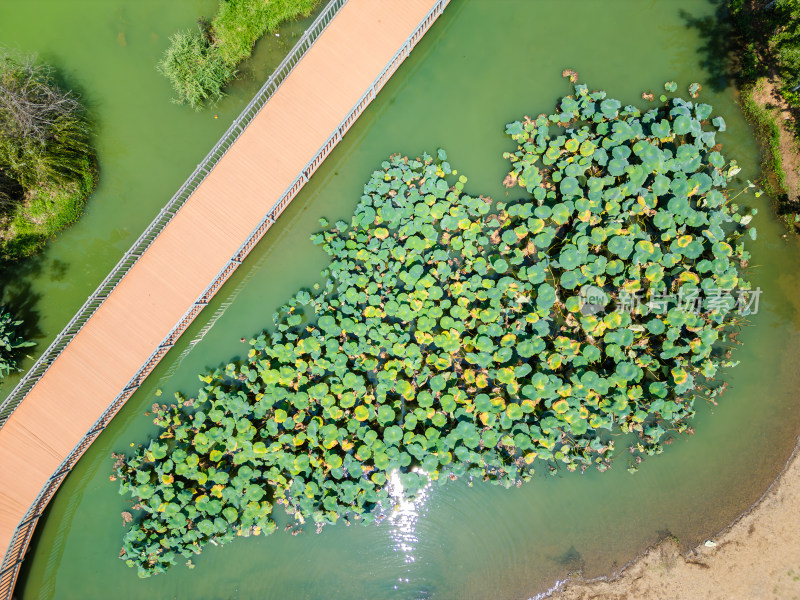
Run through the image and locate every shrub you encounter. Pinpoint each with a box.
[0,50,92,189]
[0,307,34,379]
[157,29,237,111]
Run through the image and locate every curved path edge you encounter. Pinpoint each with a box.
[549,436,800,599]
[0,0,450,597]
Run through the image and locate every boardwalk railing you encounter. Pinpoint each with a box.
[0,1,450,598]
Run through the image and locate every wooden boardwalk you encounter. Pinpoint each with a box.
[0,0,445,590]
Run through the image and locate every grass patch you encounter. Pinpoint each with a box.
[0,156,96,261]
[214,0,319,66]
[159,0,322,110]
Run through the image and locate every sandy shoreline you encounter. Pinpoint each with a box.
[550,437,800,600]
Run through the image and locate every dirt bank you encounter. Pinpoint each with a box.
[752,75,800,205]
[551,439,800,599]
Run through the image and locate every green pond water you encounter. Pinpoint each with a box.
[4,1,800,599]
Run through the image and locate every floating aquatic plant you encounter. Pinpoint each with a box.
[116,82,758,577]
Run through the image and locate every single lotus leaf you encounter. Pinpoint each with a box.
[607,158,628,177]
[580,140,596,156]
[689,172,713,195]
[640,145,663,171]
[590,226,608,244]
[550,203,572,225]
[612,145,631,160]
[707,151,725,169]
[536,283,557,310]
[560,176,580,196]
[600,98,622,116]
[683,239,704,260]
[670,179,690,198]
[651,120,670,138]
[559,245,582,270]
[676,143,699,164]
[635,240,656,259]
[545,146,562,161]
[493,258,509,274]
[376,405,395,426]
[560,270,579,290]
[506,121,525,136]
[552,399,570,414]
[673,115,691,135]
[506,403,524,420]
[695,103,712,120]
[502,229,519,245]
[607,235,633,258]
[649,174,669,196]
[653,211,674,230]
[384,426,403,445]
[617,362,640,381]
[645,263,664,282]
[517,337,545,358]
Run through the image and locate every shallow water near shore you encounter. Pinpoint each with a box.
[7,0,800,599]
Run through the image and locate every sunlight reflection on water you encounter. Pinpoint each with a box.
[386,469,432,566]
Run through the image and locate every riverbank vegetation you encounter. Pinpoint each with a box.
[727,0,800,227]
[115,82,757,577]
[0,50,97,261]
[158,0,321,110]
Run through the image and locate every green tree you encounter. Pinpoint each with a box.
[157,29,237,111]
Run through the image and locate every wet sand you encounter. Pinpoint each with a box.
[553,439,800,600]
